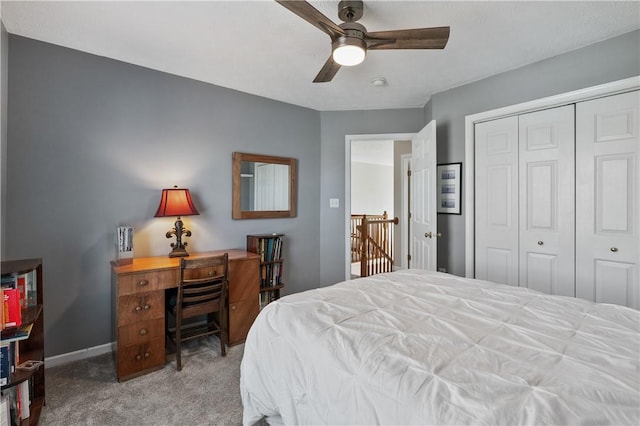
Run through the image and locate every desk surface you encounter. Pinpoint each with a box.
[111,249,260,275]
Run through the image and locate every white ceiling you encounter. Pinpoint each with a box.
[1,1,639,111]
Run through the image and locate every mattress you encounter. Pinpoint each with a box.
[240,269,640,425]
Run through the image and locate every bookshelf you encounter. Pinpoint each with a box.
[1,258,45,426]
[247,234,285,309]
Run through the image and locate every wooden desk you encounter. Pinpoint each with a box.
[111,249,260,381]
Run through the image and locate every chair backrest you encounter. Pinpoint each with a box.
[178,254,228,319]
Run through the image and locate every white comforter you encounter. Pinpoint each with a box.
[240,270,640,425]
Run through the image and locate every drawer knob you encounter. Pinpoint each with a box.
[135,354,142,361]
[143,304,150,310]
[144,352,150,358]
[135,305,142,311]
[138,279,149,287]
[231,304,236,310]
[537,241,544,246]
[610,247,618,252]
[139,329,148,336]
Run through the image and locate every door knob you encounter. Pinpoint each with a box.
[424,232,442,239]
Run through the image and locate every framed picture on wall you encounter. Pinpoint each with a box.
[437,163,462,215]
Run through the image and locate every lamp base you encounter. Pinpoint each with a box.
[165,217,192,258]
[168,247,190,258]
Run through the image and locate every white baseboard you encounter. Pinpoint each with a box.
[44,342,114,368]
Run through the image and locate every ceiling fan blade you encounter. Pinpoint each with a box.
[276,0,345,40]
[366,27,450,50]
[313,56,341,83]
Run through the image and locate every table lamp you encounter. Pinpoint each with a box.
[154,186,200,257]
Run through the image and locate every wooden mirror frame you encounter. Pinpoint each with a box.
[232,152,297,219]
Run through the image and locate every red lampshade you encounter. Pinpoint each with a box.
[154,187,200,217]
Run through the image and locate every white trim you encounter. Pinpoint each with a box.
[345,133,416,281]
[45,342,113,368]
[464,76,640,278]
[400,153,412,270]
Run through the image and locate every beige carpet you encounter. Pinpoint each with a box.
[40,338,244,425]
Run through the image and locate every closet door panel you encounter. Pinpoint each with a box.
[594,260,635,306]
[475,116,519,286]
[576,90,639,309]
[598,156,633,232]
[519,105,575,296]
[526,252,556,295]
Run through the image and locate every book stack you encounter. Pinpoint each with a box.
[0,342,14,387]
[258,237,283,287]
[0,340,28,425]
[0,378,30,425]
[247,234,286,309]
[1,269,37,330]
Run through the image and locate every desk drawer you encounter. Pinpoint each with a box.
[119,318,164,346]
[117,337,164,379]
[118,269,177,296]
[118,291,164,326]
[183,265,225,280]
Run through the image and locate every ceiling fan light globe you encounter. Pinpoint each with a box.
[332,37,366,66]
[333,45,365,66]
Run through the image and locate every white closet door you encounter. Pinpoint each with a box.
[576,90,639,309]
[475,116,519,286]
[519,105,575,296]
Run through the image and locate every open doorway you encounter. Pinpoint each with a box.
[344,134,413,280]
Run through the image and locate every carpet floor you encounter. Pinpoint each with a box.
[39,338,244,425]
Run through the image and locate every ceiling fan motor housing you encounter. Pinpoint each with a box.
[333,22,367,64]
[337,22,366,42]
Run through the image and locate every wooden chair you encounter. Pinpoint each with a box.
[166,254,228,371]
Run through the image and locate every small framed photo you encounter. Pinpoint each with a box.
[437,163,462,215]
[116,225,134,265]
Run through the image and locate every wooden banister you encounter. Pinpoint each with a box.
[351,212,399,277]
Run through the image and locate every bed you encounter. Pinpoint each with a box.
[240,269,640,425]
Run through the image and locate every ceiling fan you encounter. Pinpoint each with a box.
[276,0,450,83]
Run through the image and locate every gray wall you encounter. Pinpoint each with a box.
[5,28,638,357]
[6,36,321,356]
[429,29,640,277]
[319,109,424,286]
[1,21,7,256]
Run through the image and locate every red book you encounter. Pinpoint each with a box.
[2,288,21,328]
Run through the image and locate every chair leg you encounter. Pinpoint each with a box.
[220,310,226,357]
[176,316,182,371]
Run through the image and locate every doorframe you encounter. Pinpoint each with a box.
[345,133,416,281]
[400,153,412,270]
[464,76,640,278]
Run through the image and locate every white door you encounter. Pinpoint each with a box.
[410,121,437,270]
[576,90,639,309]
[518,105,575,296]
[475,116,519,286]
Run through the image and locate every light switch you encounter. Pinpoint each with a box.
[330,198,339,208]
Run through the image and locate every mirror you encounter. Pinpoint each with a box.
[232,152,297,219]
